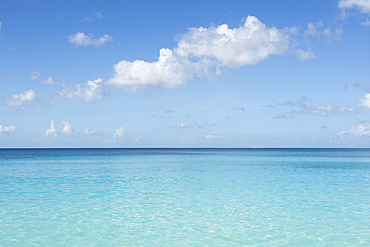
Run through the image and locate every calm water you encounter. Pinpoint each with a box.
[0,148,369,246]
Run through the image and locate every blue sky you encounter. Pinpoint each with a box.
[1,0,370,147]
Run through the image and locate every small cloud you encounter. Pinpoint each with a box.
[69,32,113,47]
[0,22,2,31]
[358,93,370,109]
[320,124,328,129]
[57,78,104,102]
[232,107,246,111]
[80,16,92,22]
[81,128,106,136]
[42,77,54,85]
[62,121,73,136]
[113,127,124,139]
[226,116,233,119]
[163,109,174,114]
[0,125,16,138]
[203,133,226,139]
[183,115,193,118]
[92,11,105,19]
[275,113,294,119]
[169,122,201,129]
[134,134,145,141]
[295,49,316,60]
[5,89,36,106]
[44,121,57,137]
[29,71,40,80]
[361,19,370,25]
[146,115,164,119]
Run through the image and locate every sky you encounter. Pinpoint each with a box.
[1,0,370,148]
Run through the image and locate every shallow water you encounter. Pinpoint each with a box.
[1,148,369,246]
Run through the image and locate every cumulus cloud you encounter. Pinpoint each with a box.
[5,89,36,106]
[169,122,202,129]
[107,16,298,92]
[42,77,54,85]
[339,0,370,15]
[69,32,113,47]
[0,125,16,138]
[57,78,103,102]
[44,121,57,137]
[358,93,370,109]
[112,127,124,139]
[29,71,40,80]
[62,121,73,135]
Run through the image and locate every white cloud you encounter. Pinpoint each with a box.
[0,22,2,31]
[358,93,370,109]
[42,77,54,85]
[349,122,370,136]
[44,121,57,137]
[69,32,113,47]
[339,0,370,15]
[113,127,124,139]
[295,49,316,60]
[169,122,202,129]
[303,21,343,42]
[62,121,73,135]
[274,113,294,119]
[92,11,105,19]
[0,125,16,138]
[81,17,92,22]
[5,89,36,106]
[107,16,296,92]
[361,19,370,25]
[29,71,40,80]
[338,106,358,115]
[134,134,145,141]
[57,78,103,102]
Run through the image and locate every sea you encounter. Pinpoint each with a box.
[0,148,369,246]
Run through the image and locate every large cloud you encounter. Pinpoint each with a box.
[107,16,293,92]
[358,93,370,109]
[69,32,113,47]
[5,89,36,106]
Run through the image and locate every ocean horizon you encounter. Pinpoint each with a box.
[1,148,369,246]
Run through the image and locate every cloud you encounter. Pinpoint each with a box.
[42,77,54,85]
[163,109,174,113]
[80,128,106,136]
[295,49,316,60]
[320,124,328,129]
[57,78,103,102]
[0,125,16,138]
[69,32,113,47]
[29,71,40,80]
[203,133,226,139]
[134,134,145,141]
[112,127,124,139]
[0,22,2,31]
[44,121,57,137]
[107,16,298,92]
[358,93,370,109]
[169,122,202,129]
[274,113,294,119]
[361,19,370,25]
[5,89,36,106]
[303,21,343,42]
[81,17,92,22]
[62,121,73,135]
[232,107,246,111]
[339,0,370,15]
[271,96,358,119]
[92,11,105,19]
[349,122,370,136]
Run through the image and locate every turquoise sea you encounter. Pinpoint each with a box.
[0,148,369,246]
